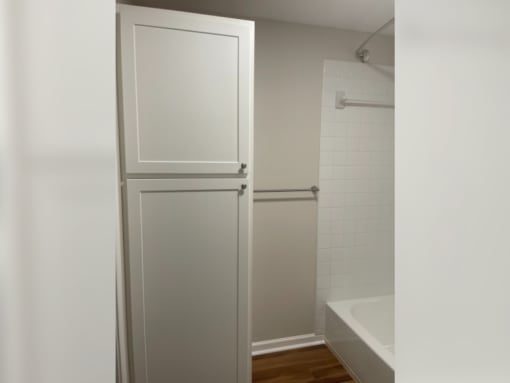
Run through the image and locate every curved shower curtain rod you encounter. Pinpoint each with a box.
[356,17,394,63]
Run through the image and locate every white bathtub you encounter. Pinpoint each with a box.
[325,295,394,383]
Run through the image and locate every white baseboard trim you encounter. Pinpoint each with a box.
[252,333,325,356]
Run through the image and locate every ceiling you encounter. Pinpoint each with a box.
[119,0,395,35]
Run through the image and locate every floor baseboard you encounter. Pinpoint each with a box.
[252,333,325,356]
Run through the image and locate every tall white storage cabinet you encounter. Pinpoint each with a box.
[117,5,253,383]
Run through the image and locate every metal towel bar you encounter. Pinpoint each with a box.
[254,185,319,193]
[336,91,394,109]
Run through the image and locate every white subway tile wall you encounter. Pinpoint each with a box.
[315,60,394,334]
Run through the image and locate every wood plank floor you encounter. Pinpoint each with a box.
[252,345,355,383]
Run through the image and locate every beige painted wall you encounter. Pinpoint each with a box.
[117,0,394,342]
[252,20,393,341]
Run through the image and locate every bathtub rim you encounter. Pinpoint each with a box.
[326,294,395,370]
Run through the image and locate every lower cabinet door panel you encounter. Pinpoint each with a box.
[125,179,249,383]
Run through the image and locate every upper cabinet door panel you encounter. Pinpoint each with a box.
[118,5,254,174]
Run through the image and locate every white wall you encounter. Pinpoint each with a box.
[253,20,393,341]
[0,1,117,383]
[396,0,510,382]
[316,60,394,334]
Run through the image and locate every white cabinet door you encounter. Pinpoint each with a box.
[118,5,254,175]
[125,179,250,383]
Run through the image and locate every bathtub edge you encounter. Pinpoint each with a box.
[324,338,363,383]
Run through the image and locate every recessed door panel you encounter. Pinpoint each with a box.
[134,25,238,163]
